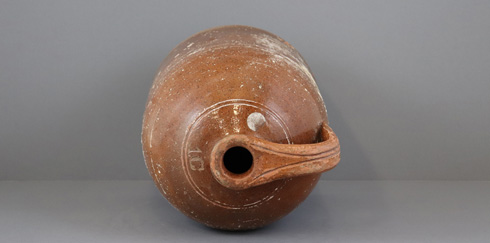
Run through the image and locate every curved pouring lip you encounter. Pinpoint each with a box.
[210,122,340,190]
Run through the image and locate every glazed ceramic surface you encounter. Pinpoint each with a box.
[142,25,340,230]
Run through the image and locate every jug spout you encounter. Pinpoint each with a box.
[210,122,340,190]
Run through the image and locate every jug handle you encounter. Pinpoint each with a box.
[210,122,340,190]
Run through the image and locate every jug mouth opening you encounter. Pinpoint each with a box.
[223,146,253,175]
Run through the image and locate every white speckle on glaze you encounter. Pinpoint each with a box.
[233,105,240,115]
[149,127,154,148]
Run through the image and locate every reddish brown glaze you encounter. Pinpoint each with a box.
[142,25,340,230]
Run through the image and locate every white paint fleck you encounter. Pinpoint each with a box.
[233,105,240,115]
[247,112,266,131]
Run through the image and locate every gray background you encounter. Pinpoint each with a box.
[1,0,490,181]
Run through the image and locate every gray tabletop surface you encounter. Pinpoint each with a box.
[1,180,489,242]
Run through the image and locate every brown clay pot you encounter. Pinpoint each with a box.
[141,25,340,230]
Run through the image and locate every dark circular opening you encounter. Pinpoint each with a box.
[223,146,253,174]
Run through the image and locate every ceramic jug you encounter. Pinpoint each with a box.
[142,25,340,230]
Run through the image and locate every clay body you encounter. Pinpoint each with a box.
[142,25,340,230]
